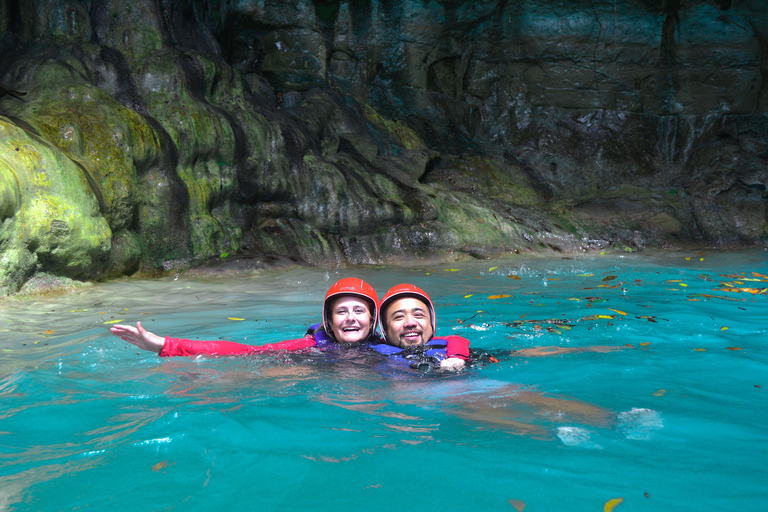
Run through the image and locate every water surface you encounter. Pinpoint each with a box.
[1,250,766,511]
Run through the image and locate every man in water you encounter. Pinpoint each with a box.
[372,283,470,370]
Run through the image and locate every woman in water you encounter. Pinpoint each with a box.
[110,277,380,356]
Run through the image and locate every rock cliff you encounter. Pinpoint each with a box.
[1,0,766,295]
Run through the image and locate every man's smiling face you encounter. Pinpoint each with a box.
[383,297,434,348]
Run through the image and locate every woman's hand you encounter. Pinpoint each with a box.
[440,357,466,370]
[110,322,166,354]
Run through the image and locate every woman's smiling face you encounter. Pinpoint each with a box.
[329,296,373,344]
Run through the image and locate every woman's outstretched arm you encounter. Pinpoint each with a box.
[110,322,165,354]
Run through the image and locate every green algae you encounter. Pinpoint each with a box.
[0,118,112,295]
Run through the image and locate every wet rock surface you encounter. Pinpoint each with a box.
[0,0,766,295]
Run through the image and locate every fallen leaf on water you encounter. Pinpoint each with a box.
[508,499,526,511]
[690,294,744,302]
[568,298,581,301]
[559,325,572,331]
[694,348,706,352]
[608,308,627,315]
[489,267,498,271]
[103,320,122,324]
[720,326,729,331]
[228,317,245,321]
[596,315,615,319]
[464,294,473,298]
[508,275,521,280]
[726,347,742,351]
[636,315,657,323]
[604,497,624,512]
[44,329,55,334]
[686,257,691,260]
[625,344,633,347]
[152,461,168,472]
[602,275,618,281]
[578,273,594,277]
[640,342,651,346]
[652,389,666,396]
[680,283,688,287]
[444,269,460,272]
[488,294,511,299]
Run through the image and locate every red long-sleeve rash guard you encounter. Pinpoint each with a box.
[159,335,317,357]
[158,333,471,359]
[442,335,471,360]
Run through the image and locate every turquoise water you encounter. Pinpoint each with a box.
[1,250,766,511]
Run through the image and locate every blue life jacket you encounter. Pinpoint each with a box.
[369,338,451,372]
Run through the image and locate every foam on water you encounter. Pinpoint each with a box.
[1,250,766,511]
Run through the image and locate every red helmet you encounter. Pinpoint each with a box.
[323,278,379,336]
[378,283,436,336]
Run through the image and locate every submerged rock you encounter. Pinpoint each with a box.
[0,0,766,295]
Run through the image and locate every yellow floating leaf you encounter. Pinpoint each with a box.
[228,317,245,321]
[508,275,521,280]
[680,283,688,287]
[464,294,473,298]
[652,389,666,396]
[444,269,460,272]
[685,257,691,260]
[604,497,624,512]
[700,258,705,261]
[488,294,511,299]
[152,461,168,472]
[640,342,651,346]
[489,267,498,271]
[596,315,615,319]
[103,320,122,324]
[559,325,572,331]
[568,298,581,301]
[43,329,55,335]
[578,273,594,277]
[693,348,706,352]
[608,308,627,315]
[546,278,560,281]
[720,326,728,331]
[726,347,742,351]
[508,499,526,511]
